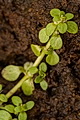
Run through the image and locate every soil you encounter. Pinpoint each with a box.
[0,0,80,120]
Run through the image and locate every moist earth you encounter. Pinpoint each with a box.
[0,0,80,120]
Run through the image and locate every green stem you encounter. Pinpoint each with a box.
[6,75,29,98]
[33,41,50,67]
[5,41,50,99]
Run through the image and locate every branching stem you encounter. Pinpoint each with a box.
[5,41,51,99]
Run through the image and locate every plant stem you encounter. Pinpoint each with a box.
[33,41,50,67]
[6,75,29,98]
[5,41,50,99]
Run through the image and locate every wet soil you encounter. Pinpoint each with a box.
[0,0,80,120]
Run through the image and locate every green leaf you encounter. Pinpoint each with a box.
[67,21,78,34]
[40,80,48,90]
[11,96,22,106]
[60,11,65,16]
[53,16,60,22]
[29,66,38,74]
[39,28,49,43]
[34,75,43,83]
[46,51,59,65]
[0,84,2,91]
[0,110,12,120]
[4,104,15,113]
[1,65,23,81]
[0,94,8,102]
[24,62,33,72]
[18,112,27,120]
[57,23,67,33]
[65,13,74,20]
[22,101,34,112]
[39,62,47,72]
[25,101,35,110]
[50,8,61,17]
[22,79,34,96]
[31,44,42,56]
[50,35,62,49]
[46,23,56,36]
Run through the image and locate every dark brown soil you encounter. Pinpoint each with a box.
[0,0,80,120]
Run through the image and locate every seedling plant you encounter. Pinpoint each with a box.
[0,8,78,120]
[0,94,34,120]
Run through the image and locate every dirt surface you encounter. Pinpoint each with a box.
[0,0,80,120]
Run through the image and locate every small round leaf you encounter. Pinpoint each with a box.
[65,13,74,20]
[1,65,23,81]
[40,80,48,90]
[60,11,65,16]
[50,8,61,17]
[39,62,47,72]
[31,44,42,56]
[11,96,22,106]
[29,66,38,74]
[46,51,59,65]
[25,101,35,110]
[0,94,8,102]
[18,112,27,120]
[67,21,78,34]
[22,79,34,96]
[34,75,43,83]
[0,110,12,120]
[5,104,15,113]
[57,23,67,34]
[50,35,62,49]
[39,28,49,43]
[46,23,56,36]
